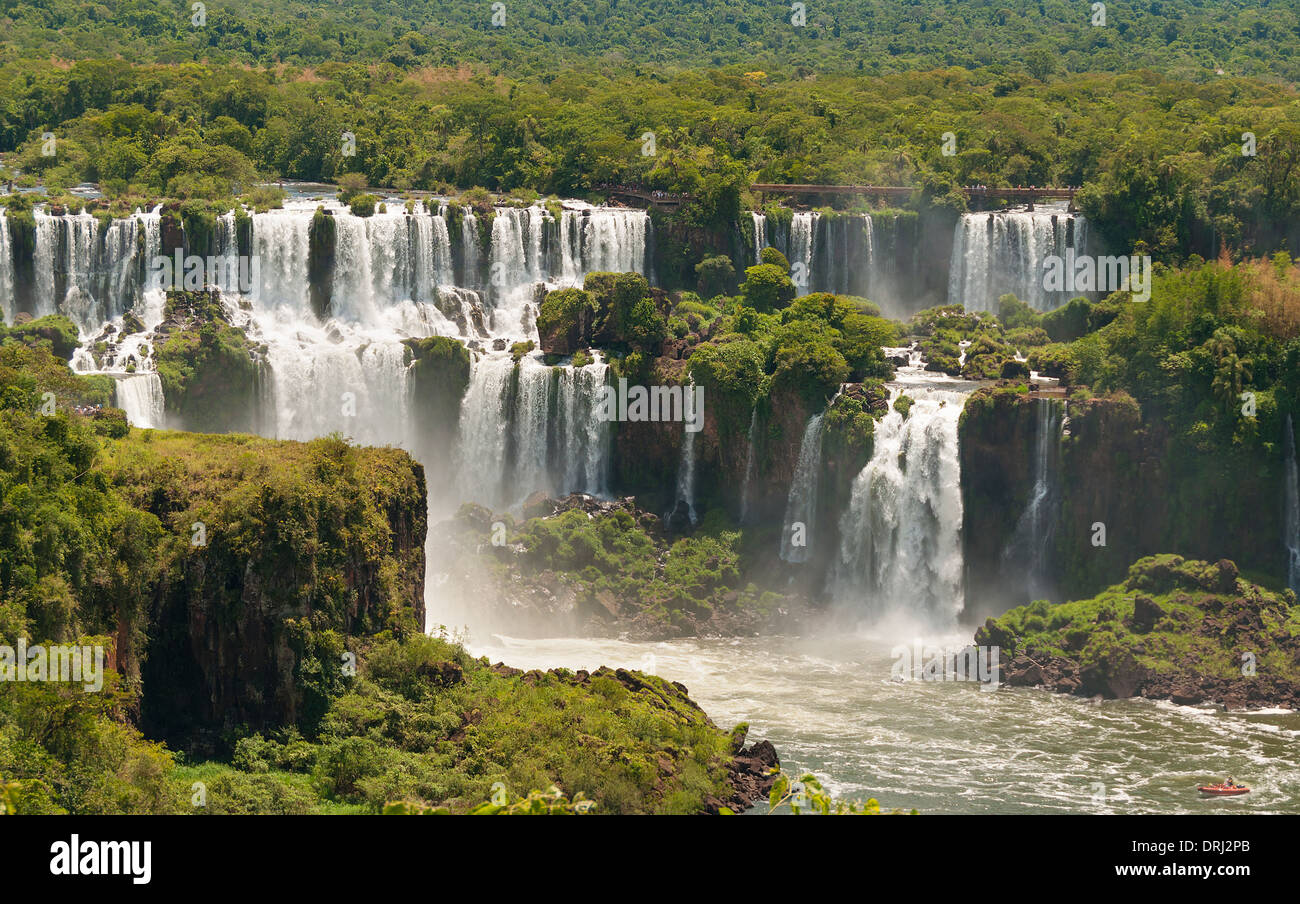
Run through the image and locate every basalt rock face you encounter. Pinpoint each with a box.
[959,387,1043,618]
[104,431,428,752]
[979,555,1300,710]
[960,389,1287,618]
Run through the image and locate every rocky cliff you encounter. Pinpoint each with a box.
[960,386,1287,619]
[102,431,427,751]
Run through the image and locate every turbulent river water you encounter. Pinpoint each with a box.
[463,630,1300,814]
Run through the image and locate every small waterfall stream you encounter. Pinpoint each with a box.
[780,413,826,563]
[113,373,166,429]
[739,408,760,524]
[1001,398,1064,603]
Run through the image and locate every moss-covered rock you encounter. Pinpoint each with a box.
[308,206,336,320]
[403,335,471,459]
[536,287,597,356]
[153,289,264,433]
[977,555,1300,709]
[102,430,427,747]
[0,314,80,359]
[431,494,807,640]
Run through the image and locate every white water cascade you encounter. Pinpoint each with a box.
[832,374,971,625]
[113,373,166,429]
[1285,415,1300,594]
[13,199,642,521]
[750,212,769,260]
[670,423,699,527]
[1000,398,1064,603]
[780,413,826,563]
[947,205,1089,312]
[226,200,645,480]
[0,213,12,324]
[453,353,612,512]
[790,211,817,286]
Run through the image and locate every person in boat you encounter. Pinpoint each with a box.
[1224,777,1235,788]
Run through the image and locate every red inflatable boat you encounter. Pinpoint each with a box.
[1197,784,1250,796]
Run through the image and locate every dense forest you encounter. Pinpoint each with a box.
[3,0,1299,79]
[3,60,1300,258]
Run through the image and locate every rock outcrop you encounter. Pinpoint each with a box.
[979,555,1300,710]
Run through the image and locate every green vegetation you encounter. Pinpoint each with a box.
[3,50,1298,261]
[456,503,791,636]
[0,341,749,815]
[761,770,914,816]
[3,1,1297,79]
[1,630,747,814]
[976,555,1300,703]
[535,287,598,356]
[153,290,262,432]
[0,315,81,360]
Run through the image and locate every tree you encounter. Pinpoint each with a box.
[742,263,795,312]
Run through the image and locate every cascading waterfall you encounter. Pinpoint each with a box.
[948,205,1089,312]
[750,211,906,311]
[1286,415,1300,593]
[671,422,699,527]
[832,379,970,625]
[454,353,612,511]
[562,207,650,281]
[750,211,768,262]
[17,197,648,524]
[789,211,817,286]
[32,211,61,318]
[780,413,825,563]
[0,212,12,324]
[113,373,166,429]
[1000,398,1064,603]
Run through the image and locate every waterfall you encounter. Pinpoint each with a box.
[780,413,825,563]
[113,373,166,429]
[1001,398,1064,602]
[1286,415,1300,593]
[833,380,969,624]
[251,208,313,315]
[32,211,60,318]
[671,423,699,526]
[453,353,612,511]
[789,211,817,287]
[750,212,768,263]
[562,207,649,279]
[18,199,647,525]
[488,206,546,334]
[948,205,1089,312]
[0,212,12,324]
[739,408,760,523]
[748,211,901,309]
